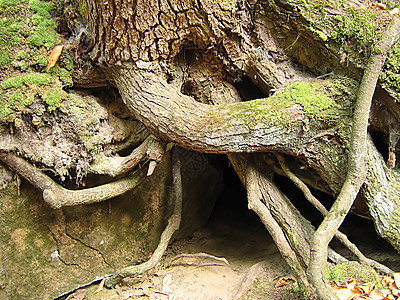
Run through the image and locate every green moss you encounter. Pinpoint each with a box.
[35,54,48,67]
[0,0,60,72]
[0,72,68,121]
[381,44,400,97]
[305,1,383,66]
[332,8,379,48]
[0,0,29,6]
[43,88,66,110]
[0,17,22,66]
[0,102,12,120]
[48,65,74,87]
[0,48,11,65]
[279,81,335,118]
[206,79,352,137]
[28,15,58,49]
[8,91,24,104]
[231,96,292,128]
[327,261,378,283]
[1,73,52,89]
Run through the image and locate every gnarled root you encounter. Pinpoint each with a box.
[90,135,167,177]
[104,148,183,288]
[307,17,400,299]
[245,158,312,295]
[0,150,147,209]
[276,153,393,275]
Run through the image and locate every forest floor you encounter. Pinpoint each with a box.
[65,209,400,300]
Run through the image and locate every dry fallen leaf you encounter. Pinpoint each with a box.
[94,277,106,294]
[393,273,400,289]
[275,277,291,288]
[116,287,137,298]
[65,289,86,300]
[371,2,387,10]
[340,52,347,64]
[336,287,359,300]
[47,45,64,70]
[162,274,173,294]
[358,282,376,294]
[389,7,400,15]
[387,151,396,168]
[382,276,394,287]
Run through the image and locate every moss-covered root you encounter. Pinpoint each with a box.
[105,149,183,288]
[307,16,400,300]
[0,150,147,208]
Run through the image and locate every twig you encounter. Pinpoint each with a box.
[275,153,393,275]
[307,17,400,299]
[0,150,147,209]
[105,147,183,288]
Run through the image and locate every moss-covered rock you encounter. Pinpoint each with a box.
[0,0,74,122]
[327,261,379,284]
[381,42,400,101]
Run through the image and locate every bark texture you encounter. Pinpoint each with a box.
[2,0,400,297]
[72,0,400,290]
[308,17,400,299]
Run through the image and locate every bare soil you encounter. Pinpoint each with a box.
[75,213,296,300]
[65,210,400,300]
[64,165,400,300]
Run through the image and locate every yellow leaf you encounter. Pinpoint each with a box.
[336,288,359,300]
[389,7,400,15]
[47,45,64,70]
[368,288,385,299]
[275,277,290,288]
[346,278,362,293]
[382,276,394,287]
[371,2,387,10]
[391,287,400,296]
[359,282,376,294]
[393,273,400,289]
[94,277,106,294]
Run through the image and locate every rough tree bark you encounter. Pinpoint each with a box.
[1,0,400,298]
[307,17,400,299]
[75,0,400,295]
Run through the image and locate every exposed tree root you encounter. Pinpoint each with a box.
[0,150,147,209]
[245,159,312,295]
[168,253,230,267]
[307,17,400,300]
[89,135,167,177]
[233,261,266,299]
[104,148,183,288]
[276,153,393,275]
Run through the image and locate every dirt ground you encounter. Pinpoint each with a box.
[63,207,400,300]
[63,166,400,300]
[64,208,298,300]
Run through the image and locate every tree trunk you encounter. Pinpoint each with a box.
[1,0,400,297]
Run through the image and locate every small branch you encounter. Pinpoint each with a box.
[89,135,167,177]
[0,150,147,209]
[104,148,182,288]
[307,17,400,299]
[276,153,393,275]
